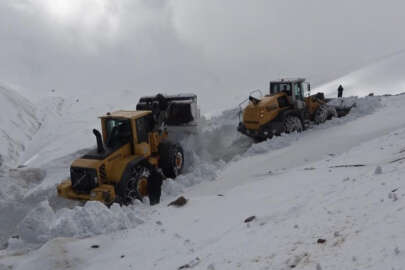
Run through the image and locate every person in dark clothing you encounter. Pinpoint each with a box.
[147,166,164,205]
[338,84,344,98]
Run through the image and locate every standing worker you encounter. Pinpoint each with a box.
[337,84,344,98]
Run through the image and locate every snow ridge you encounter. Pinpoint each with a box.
[0,84,41,167]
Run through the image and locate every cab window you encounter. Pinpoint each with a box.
[136,114,154,143]
[293,83,304,100]
[105,118,132,148]
[270,83,292,96]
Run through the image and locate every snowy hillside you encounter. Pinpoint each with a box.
[0,83,40,167]
[1,93,405,270]
[1,56,405,269]
[316,51,405,97]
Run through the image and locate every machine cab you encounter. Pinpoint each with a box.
[100,111,156,157]
[269,78,309,109]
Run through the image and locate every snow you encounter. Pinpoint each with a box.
[0,83,40,167]
[316,51,405,98]
[2,119,405,269]
[1,54,405,269]
[1,93,405,270]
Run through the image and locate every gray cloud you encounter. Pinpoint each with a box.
[1,0,405,111]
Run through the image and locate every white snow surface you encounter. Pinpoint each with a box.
[0,84,40,167]
[316,51,405,98]
[1,93,405,269]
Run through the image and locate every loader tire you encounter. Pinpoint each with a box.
[159,142,184,179]
[314,104,329,124]
[117,164,150,205]
[284,115,303,133]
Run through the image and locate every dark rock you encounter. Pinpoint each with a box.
[178,257,200,269]
[244,216,256,223]
[178,264,190,269]
[91,245,100,249]
[168,196,188,207]
[317,239,326,244]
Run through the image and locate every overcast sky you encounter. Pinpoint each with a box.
[1,0,405,110]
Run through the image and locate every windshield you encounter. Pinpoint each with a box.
[105,118,131,147]
[270,83,292,95]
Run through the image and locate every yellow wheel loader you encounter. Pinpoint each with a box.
[238,78,350,141]
[57,94,198,206]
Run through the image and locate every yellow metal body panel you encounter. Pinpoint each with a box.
[104,143,131,183]
[304,96,325,116]
[243,93,286,130]
[135,142,152,157]
[57,179,116,204]
[130,118,139,147]
[108,155,136,183]
[71,159,102,169]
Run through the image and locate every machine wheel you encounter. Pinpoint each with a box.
[159,142,184,179]
[314,104,329,124]
[284,115,303,133]
[117,165,150,205]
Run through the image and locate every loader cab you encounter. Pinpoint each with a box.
[269,78,307,109]
[100,111,155,156]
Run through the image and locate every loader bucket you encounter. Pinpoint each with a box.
[335,106,352,117]
[137,94,199,126]
[326,98,355,118]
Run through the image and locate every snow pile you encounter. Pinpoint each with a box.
[16,201,145,244]
[0,84,40,167]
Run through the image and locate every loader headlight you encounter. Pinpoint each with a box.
[259,114,264,118]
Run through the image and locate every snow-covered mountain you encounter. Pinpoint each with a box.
[316,51,405,97]
[0,83,40,167]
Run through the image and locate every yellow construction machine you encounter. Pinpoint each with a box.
[238,78,350,141]
[57,94,198,205]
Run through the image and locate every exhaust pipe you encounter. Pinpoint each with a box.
[93,129,105,153]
